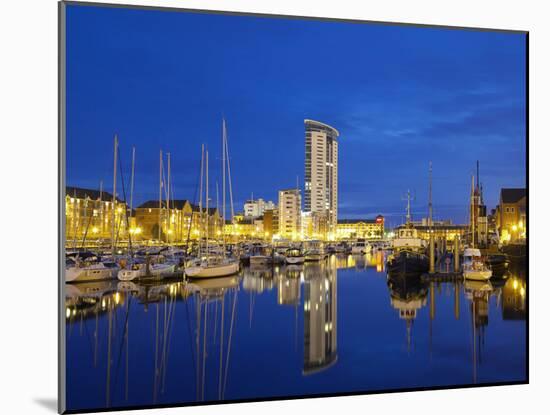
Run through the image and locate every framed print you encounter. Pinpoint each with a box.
[59,1,528,413]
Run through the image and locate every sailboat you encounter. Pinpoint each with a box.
[66,136,121,283]
[118,150,176,281]
[186,120,240,278]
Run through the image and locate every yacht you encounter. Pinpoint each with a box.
[463,248,492,281]
[285,247,305,265]
[351,239,369,254]
[304,240,327,261]
[249,243,274,267]
[117,255,175,281]
[66,252,119,283]
[184,122,240,279]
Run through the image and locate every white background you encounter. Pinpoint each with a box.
[0,0,546,414]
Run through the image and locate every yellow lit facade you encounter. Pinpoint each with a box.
[65,186,128,243]
[134,199,222,243]
[496,188,526,243]
[336,216,384,240]
[224,215,265,241]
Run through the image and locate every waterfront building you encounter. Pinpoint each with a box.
[135,200,221,242]
[304,119,339,235]
[278,188,301,240]
[303,262,337,374]
[336,216,384,240]
[263,208,279,239]
[65,186,128,243]
[300,211,330,240]
[495,188,526,243]
[224,215,265,240]
[244,197,276,218]
[395,221,467,243]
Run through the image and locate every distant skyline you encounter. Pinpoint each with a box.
[65,5,526,228]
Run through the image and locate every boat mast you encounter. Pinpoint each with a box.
[470,175,475,249]
[130,146,135,214]
[199,144,204,257]
[129,147,135,252]
[167,152,171,242]
[225,126,235,222]
[206,148,209,260]
[429,162,435,274]
[222,118,226,255]
[99,180,104,236]
[111,134,118,256]
[158,150,163,243]
[405,189,412,225]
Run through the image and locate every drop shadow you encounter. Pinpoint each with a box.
[34,398,57,413]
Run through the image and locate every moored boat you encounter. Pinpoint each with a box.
[304,240,327,261]
[463,248,492,281]
[486,253,510,277]
[351,239,369,254]
[66,252,119,283]
[285,247,305,264]
[185,257,240,278]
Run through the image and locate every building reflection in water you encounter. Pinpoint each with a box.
[278,265,302,306]
[303,261,338,375]
[502,275,526,320]
[331,251,385,272]
[387,275,428,352]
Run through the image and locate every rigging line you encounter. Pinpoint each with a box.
[162,295,178,391]
[184,146,203,259]
[80,196,95,250]
[160,294,177,392]
[113,296,133,390]
[184,296,197,376]
[118,149,134,257]
[223,289,238,398]
[224,127,235,221]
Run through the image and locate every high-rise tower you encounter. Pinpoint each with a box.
[304,119,339,235]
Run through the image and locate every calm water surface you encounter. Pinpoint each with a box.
[65,253,527,411]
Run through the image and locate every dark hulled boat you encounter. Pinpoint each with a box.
[386,225,429,278]
[486,253,510,277]
[387,250,429,277]
[501,242,526,264]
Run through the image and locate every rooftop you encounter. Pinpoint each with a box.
[338,218,381,225]
[501,188,526,204]
[304,119,340,137]
[66,186,123,203]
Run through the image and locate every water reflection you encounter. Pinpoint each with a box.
[303,263,337,374]
[65,255,526,411]
[387,274,428,351]
[331,251,385,272]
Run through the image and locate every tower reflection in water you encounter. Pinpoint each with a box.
[303,261,337,374]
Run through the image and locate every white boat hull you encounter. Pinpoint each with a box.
[186,261,240,278]
[117,263,175,281]
[463,269,492,281]
[286,256,305,265]
[66,264,118,283]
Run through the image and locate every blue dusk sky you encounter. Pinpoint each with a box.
[65,4,526,227]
